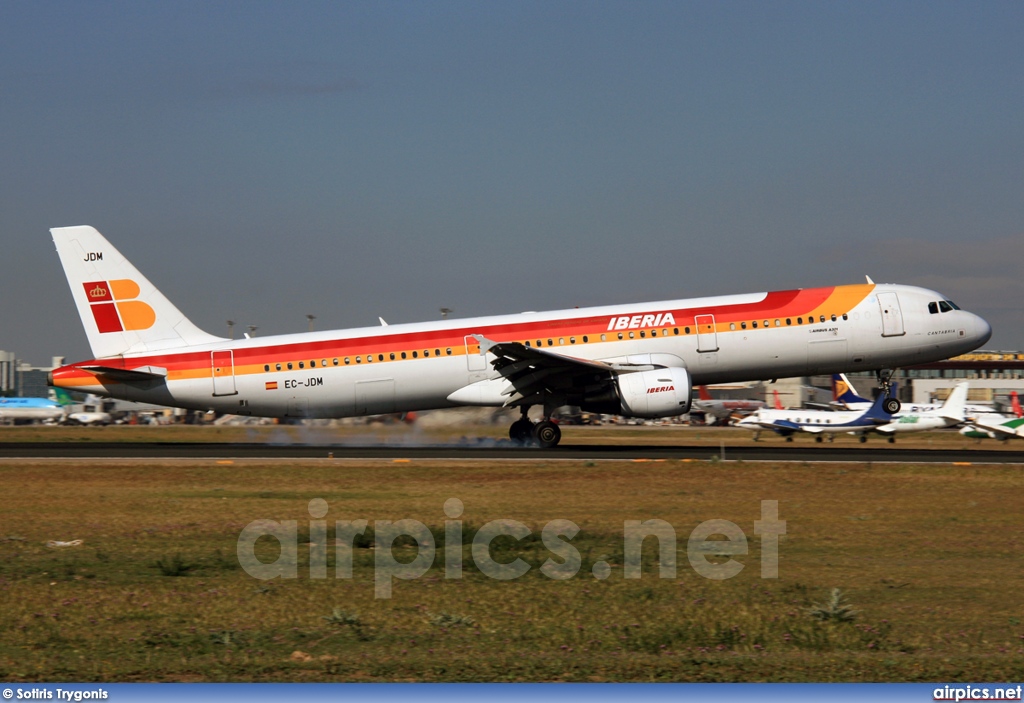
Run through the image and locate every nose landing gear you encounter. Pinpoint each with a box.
[876,369,902,414]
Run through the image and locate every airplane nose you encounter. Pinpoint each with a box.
[973,314,992,347]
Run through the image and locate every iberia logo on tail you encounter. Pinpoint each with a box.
[83,279,155,332]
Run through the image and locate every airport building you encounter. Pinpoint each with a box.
[0,351,65,398]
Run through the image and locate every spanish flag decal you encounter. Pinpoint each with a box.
[265,381,278,390]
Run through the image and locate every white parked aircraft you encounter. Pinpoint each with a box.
[0,396,66,424]
[48,226,992,447]
[736,391,895,442]
[872,381,969,440]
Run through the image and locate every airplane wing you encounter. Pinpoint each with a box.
[966,420,1022,439]
[471,336,620,406]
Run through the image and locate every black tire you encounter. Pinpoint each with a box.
[533,420,561,448]
[859,435,868,443]
[815,435,823,443]
[509,418,534,444]
[884,397,901,414]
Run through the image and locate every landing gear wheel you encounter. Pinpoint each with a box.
[887,436,896,444]
[884,397,901,414]
[859,435,868,443]
[785,436,794,443]
[815,435,823,443]
[509,418,534,445]
[533,420,561,448]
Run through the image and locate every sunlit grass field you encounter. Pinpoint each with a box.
[1,451,1023,681]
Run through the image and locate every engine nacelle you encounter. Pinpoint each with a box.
[616,367,692,419]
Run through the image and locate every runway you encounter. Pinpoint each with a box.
[1,441,1022,463]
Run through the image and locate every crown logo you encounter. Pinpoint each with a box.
[89,285,108,299]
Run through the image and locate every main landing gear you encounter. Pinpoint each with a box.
[508,407,562,448]
[876,369,902,414]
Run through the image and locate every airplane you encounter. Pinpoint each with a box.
[691,385,766,424]
[831,373,1006,421]
[960,393,1024,441]
[0,396,66,424]
[47,226,992,448]
[736,390,895,442]
[872,381,969,441]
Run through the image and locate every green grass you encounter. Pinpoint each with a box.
[0,458,1023,681]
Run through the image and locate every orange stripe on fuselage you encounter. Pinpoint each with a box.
[52,284,875,384]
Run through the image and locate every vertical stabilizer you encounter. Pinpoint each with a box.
[938,382,969,422]
[51,226,225,358]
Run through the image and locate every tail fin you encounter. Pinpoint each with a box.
[833,373,872,406]
[48,388,77,406]
[861,391,895,423]
[698,385,713,401]
[938,382,969,422]
[51,226,224,358]
[772,389,784,410]
[1012,391,1022,418]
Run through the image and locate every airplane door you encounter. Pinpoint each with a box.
[694,314,719,353]
[465,336,487,371]
[355,378,396,415]
[211,350,237,396]
[877,292,905,337]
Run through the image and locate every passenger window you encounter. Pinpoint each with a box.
[830,314,837,322]
[435,349,440,356]
[639,331,645,338]
[764,320,769,328]
[730,323,736,330]
[299,362,305,369]
[629,332,635,339]
[525,341,531,347]
[344,358,350,365]
[401,352,407,359]
[548,339,553,346]
[263,365,270,372]
[276,363,282,371]
[379,354,385,361]
[310,360,316,367]
[570,337,576,344]
[446,348,452,355]
[786,319,791,325]
[819,315,826,323]
[390,353,395,360]
[322,359,327,366]
[683,327,689,334]
[583,336,589,343]
[797,317,802,324]
[661,329,667,336]
[775,319,780,326]
[332,359,338,366]
[618,333,624,340]
[424,350,430,357]
[741,322,747,329]
[842,314,848,321]
[939,301,953,313]
[558,338,564,345]
[366,355,372,363]
[412,351,418,358]
[287,362,293,370]
[600,334,606,341]
[752,321,758,328]
[650,330,657,337]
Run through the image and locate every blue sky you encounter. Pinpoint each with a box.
[2,1,1022,364]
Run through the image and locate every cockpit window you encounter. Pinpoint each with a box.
[938,301,953,313]
[945,300,961,310]
[928,302,939,314]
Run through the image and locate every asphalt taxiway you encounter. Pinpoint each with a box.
[1,441,1022,463]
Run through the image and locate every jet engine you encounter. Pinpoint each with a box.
[615,367,692,419]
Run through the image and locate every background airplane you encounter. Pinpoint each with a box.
[831,373,1008,422]
[691,385,766,424]
[0,395,66,424]
[736,391,894,442]
[960,393,1024,441]
[872,381,969,441]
